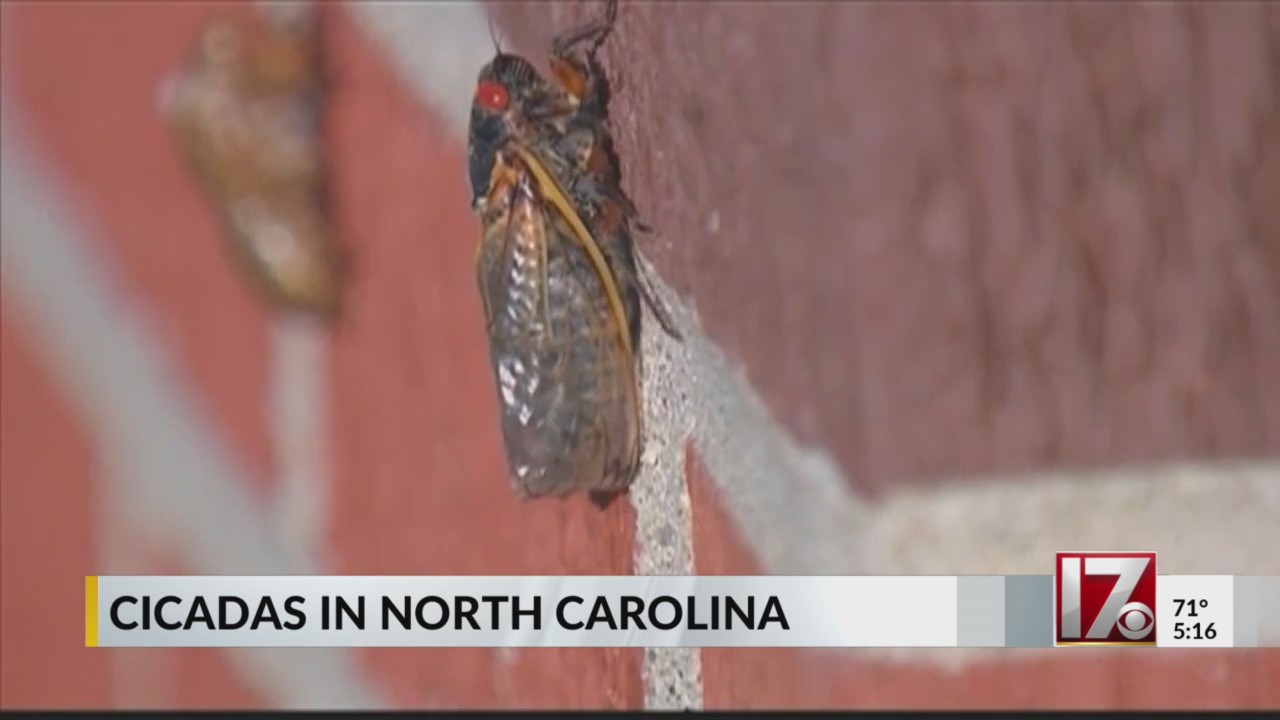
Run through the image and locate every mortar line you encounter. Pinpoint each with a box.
[631,273,701,709]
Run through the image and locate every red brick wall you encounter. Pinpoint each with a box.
[2,0,1276,710]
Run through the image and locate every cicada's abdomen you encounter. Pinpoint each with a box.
[476,168,641,500]
[162,15,343,319]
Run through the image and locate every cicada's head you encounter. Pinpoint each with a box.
[467,53,555,209]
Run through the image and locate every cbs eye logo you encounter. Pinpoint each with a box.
[1055,552,1157,646]
[1113,600,1155,640]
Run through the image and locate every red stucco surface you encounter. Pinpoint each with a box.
[491,0,1280,494]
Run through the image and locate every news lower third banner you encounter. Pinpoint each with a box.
[85,572,1280,649]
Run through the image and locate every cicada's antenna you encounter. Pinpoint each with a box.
[486,10,504,55]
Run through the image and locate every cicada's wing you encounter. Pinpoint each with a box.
[507,144,635,355]
[517,130,680,346]
[476,164,552,345]
[544,204,643,493]
[476,158,642,500]
[521,61,681,345]
[475,159,517,330]
[516,145,645,489]
[478,170,568,498]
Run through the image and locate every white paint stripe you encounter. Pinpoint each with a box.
[267,318,331,568]
[100,494,176,709]
[259,0,315,27]
[252,0,335,593]
[0,101,383,709]
[861,459,1280,576]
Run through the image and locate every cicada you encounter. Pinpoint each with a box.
[160,9,344,319]
[469,0,679,506]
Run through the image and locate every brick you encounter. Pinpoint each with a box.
[172,648,265,710]
[1256,650,1280,708]
[1112,651,1260,709]
[0,314,110,708]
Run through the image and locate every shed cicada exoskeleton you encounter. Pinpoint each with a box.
[161,9,344,319]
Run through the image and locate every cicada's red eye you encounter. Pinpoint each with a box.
[474,80,510,112]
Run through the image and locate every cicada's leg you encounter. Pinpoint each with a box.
[550,0,617,59]
[636,255,682,341]
[527,123,627,224]
[536,126,612,215]
[475,241,494,329]
[524,90,580,125]
[548,0,618,116]
[586,187,679,344]
[588,489,624,510]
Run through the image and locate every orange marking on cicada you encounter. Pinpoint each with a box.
[549,56,589,104]
[586,143,611,175]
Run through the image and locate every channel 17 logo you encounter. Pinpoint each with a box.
[1055,551,1157,646]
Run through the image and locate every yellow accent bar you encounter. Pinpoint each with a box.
[85,576,98,647]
